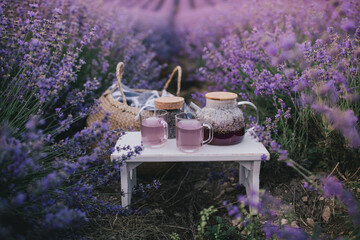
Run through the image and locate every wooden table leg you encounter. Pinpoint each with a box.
[239,161,261,215]
[120,162,142,208]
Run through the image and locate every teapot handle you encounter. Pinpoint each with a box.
[238,101,259,131]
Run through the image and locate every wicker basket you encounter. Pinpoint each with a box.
[87,62,182,130]
[87,62,182,176]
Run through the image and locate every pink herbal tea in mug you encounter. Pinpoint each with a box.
[140,109,168,148]
[175,113,213,153]
[176,119,203,152]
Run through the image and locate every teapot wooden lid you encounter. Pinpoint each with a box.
[155,96,184,110]
[205,92,238,100]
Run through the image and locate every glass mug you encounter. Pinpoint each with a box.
[140,109,168,148]
[175,113,213,152]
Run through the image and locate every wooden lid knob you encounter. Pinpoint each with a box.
[155,96,184,110]
[205,92,238,100]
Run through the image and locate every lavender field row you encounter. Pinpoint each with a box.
[0,0,359,239]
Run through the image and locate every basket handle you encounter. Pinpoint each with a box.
[162,66,182,96]
[111,62,128,105]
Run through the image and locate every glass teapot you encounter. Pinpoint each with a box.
[189,92,258,146]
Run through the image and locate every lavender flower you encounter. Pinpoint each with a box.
[280,33,296,51]
[0,0,156,238]
[321,176,344,198]
[320,177,360,227]
[341,190,360,227]
[310,104,360,148]
[44,207,85,230]
[188,3,359,238]
[263,223,309,240]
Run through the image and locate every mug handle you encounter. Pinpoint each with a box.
[160,119,168,142]
[238,101,259,131]
[202,123,213,145]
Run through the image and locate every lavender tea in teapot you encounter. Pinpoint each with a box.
[190,92,258,146]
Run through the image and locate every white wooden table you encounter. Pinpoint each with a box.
[111,131,269,213]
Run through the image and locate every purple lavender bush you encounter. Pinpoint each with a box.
[223,176,360,239]
[177,0,360,238]
[183,0,360,168]
[0,0,163,238]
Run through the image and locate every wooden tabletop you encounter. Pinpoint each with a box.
[111,131,270,163]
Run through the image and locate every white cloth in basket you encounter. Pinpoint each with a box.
[109,82,175,120]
